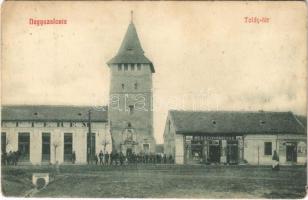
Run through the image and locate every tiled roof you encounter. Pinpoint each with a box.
[169,110,306,135]
[1,105,108,122]
[107,23,155,73]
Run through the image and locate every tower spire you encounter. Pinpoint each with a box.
[131,10,133,23]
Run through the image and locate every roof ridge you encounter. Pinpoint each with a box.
[2,104,108,108]
[170,110,292,114]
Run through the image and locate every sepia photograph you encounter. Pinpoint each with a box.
[1,1,307,198]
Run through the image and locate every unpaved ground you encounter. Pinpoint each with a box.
[2,164,307,198]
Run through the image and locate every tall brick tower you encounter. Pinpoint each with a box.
[107,13,155,155]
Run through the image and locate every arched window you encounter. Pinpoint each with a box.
[129,105,134,115]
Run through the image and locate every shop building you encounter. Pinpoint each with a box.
[164,110,307,165]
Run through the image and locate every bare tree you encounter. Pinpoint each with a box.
[52,140,61,175]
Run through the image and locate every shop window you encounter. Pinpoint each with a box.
[118,64,122,71]
[264,142,272,155]
[297,142,306,154]
[131,65,135,71]
[124,64,128,71]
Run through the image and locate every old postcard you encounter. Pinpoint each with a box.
[1,0,307,198]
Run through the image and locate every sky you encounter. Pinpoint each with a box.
[2,1,307,143]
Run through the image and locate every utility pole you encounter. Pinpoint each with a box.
[88,109,92,164]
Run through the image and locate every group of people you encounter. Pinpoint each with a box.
[1,151,21,166]
[86,151,174,166]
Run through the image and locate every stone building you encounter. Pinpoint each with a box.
[164,110,307,165]
[1,105,111,165]
[107,18,156,155]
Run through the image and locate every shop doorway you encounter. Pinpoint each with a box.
[286,143,297,162]
[208,140,220,163]
[227,140,238,164]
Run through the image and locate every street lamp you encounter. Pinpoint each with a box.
[87,109,94,164]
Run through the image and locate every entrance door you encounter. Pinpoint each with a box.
[227,141,239,164]
[126,148,132,156]
[209,143,220,163]
[18,132,30,161]
[286,143,297,162]
[143,144,149,154]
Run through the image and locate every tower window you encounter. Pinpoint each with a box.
[129,105,134,115]
[137,64,141,70]
[131,64,135,71]
[124,64,128,71]
[134,82,138,89]
[168,120,171,133]
[118,64,122,71]
[121,83,125,89]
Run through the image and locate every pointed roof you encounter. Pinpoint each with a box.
[107,22,155,73]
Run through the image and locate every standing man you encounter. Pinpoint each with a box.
[105,151,109,166]
[72,151,76,164]
[99,150,104,165]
